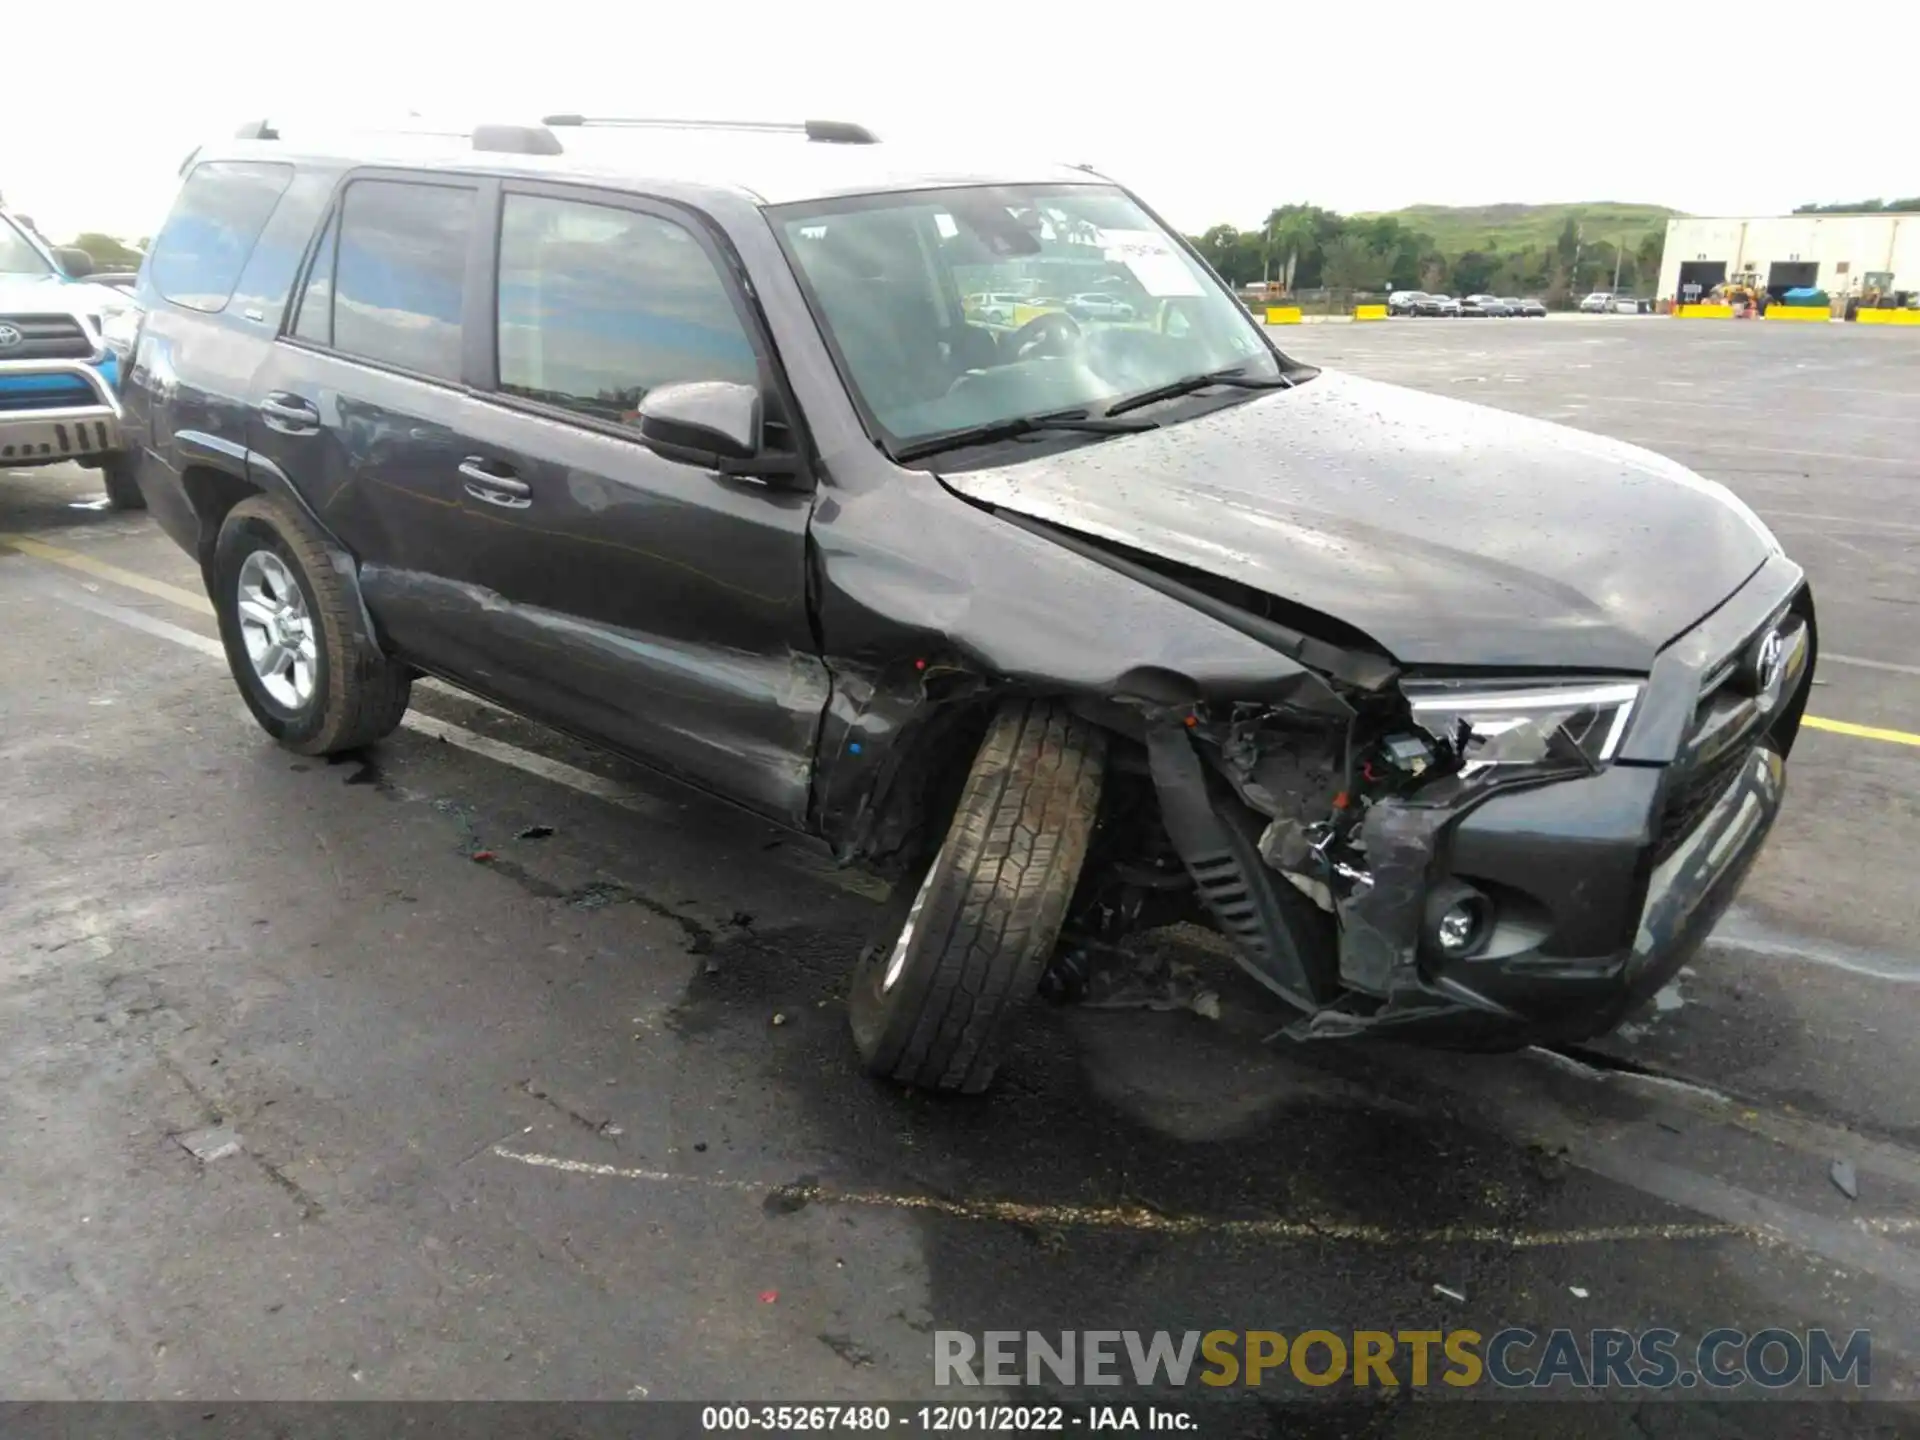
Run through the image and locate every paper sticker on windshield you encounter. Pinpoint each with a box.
[1102,230,1204,297]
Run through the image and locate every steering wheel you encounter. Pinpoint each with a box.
[1007,310,1083,361]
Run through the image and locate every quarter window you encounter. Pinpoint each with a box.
[495,194,758,427]
[331,180,474,382]
[148,162,295,312]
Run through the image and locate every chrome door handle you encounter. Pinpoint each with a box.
[458,459,531,508]
[258,394,320,431]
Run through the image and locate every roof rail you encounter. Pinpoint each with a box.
[230,118,564,156]
[471,124,564,155]
[541,115,878,144]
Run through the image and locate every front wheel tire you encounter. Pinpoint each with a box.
[212,494,411,756]
[849,699,1106,1093]
[100,454,145,510]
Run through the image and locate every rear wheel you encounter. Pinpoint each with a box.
[100,454,145,510]
[849,699,1106,1093]
[212,494,411,755]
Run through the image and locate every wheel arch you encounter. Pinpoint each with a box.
[174,433,383,655]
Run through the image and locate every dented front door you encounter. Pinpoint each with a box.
[421,182,826,826]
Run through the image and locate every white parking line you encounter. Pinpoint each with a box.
[32,579,885,900]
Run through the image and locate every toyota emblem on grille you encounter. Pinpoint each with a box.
[1744,627,1786,694]
[0,323,23,349]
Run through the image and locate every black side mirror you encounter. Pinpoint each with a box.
[638,380,760,460]
[53,246,96,279]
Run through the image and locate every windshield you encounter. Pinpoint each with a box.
[1,217,55,277]
[772,184,1281,450]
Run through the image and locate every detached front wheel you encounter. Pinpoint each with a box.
[850,699,1106,1093]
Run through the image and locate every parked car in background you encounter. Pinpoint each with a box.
[1613,297,1640,315]
[1066,292,1136,322]
[1579,292,1615,313]
[1461,295,1511,317]
[1428,294,1462,317]
[965,292,1024,324]
[0,209,143,506]
[1388,290,1426,316]
[1503,296,1547,317]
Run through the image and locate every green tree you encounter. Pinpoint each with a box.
[1450,250,1499,295]
[66,232,144,269]
[1321,235,1389,293]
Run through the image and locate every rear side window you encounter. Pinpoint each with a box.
[148,162,295,312]
[495,193,757,426]
[330,180,474,382]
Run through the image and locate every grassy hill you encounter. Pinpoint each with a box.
[1354,202,1681,255]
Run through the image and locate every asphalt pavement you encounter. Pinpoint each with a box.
[3,315,1919,1429]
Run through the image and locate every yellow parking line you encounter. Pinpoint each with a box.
[6,532,1919,750]
[1802,715,1920,748]
[0,532,213,614]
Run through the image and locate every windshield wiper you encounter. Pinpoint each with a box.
[1103,366,1295,418]
[891,409,1157,464]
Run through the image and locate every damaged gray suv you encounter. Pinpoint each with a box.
[121,116,1815,1091]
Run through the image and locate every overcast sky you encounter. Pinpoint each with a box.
[4,0,1910,243]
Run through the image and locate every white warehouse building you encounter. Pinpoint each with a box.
[1656,212,1920,301]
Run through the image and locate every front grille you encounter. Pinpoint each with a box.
[1653,742,1753,864]
[0,313,94,360]
[0,378,92,411]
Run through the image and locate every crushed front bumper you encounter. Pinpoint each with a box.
[1305,555,1815,1045]
[0,356,125,465]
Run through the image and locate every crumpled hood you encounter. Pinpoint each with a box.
[939,370,1776,672]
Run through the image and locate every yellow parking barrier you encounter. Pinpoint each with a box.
[1674,304,1734,319]
[1265,306,1302,325]
[1859,309,1920,326]
[1353,304,1387,321]
[1765,306,1830,322]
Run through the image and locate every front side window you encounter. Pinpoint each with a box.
[774,184,1278,450]
[332,180,474,382]
[147,162,295,312]
[1,216,53,276]
[495,193,758,426]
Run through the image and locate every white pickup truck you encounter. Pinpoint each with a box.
[1,210,143,507]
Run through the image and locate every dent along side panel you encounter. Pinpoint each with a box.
[804,462,1354,865]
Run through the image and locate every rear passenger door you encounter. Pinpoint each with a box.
[249,172,486,658]
[439,183,823,825]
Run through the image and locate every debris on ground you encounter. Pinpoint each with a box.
[1075,946,1223,1020]
[759,1290,779,1304]
[1432,1283,1466,1303]
[516,824,555,840]
[1569,1286,1590,1299]
[173,1125,242,1162]
[772,1012,788,1026]
[471,850,496,863]
[820,1333,875,1368]
[728,910,754,928]
[1830,1158,1859,1201]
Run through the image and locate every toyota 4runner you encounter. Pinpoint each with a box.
[120,116,1815,1092]
[2,210,143,505]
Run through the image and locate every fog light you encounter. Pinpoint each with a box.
[1424,881,1492,959]
[1436,903,1480,953]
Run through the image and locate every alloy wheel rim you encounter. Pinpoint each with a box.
[236,550,318,710]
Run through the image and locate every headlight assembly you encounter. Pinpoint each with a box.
[1403,681,1643,777]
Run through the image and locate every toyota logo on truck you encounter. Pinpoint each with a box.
[0,323,24,349]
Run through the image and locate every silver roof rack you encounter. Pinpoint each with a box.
[232,118,562,156]
[541,115,878,144]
